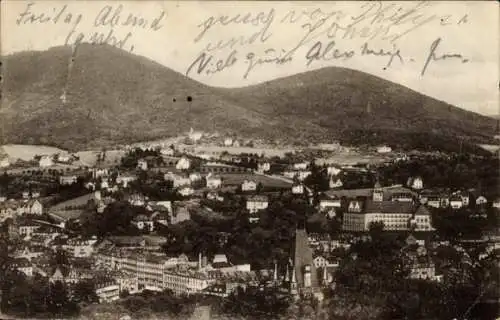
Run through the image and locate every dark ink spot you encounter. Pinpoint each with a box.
[173,98,176,102]
[383,67,386,70]
[187,96,192,102]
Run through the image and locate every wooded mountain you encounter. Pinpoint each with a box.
[1,44,497,153]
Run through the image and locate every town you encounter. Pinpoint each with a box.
[0,129,499,320]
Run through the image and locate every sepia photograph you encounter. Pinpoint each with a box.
[0,1,499,319]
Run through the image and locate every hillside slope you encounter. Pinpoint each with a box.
[221,67,496,151]
[1,45,269,150]
[1,44,496,153]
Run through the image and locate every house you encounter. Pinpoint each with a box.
[450,196,463,209]
[59,175,78,185]
[189,172,202,182]
[407,177,424,190]
[176,157,191,170]
[64,238,98,258]
[376,146,392,153]
[22,191,30,199]
[160,147,175,156]
[189,128,203,142]
[178,187,194,197]
[319,197,341,212]
[257,162,270,173]
[426,196,441,208]
[206,174,222,189]
[246,195,269,213]
[10,258,33,277]
[132,214,155,231]
[116,175,136,187]
[18,222,41,238]
[329,177,343,189]
[476,196,487,206]
[207,191,224,202]
[493,198,500,209]
[39,155,53,167]
[20,200,43,215]
[391,192,414,203]
[223,138,233,147]
[312,255,333,269]
[241,180,257,192]
[293,162,310,170]
[128,193,147,206]
[326,166,341,176]
[137,159,148,170]
[165,172,191,188]
[56,153,71,163]
[0,157,10,168]
[409,206,434,232]
[292,184,304,195]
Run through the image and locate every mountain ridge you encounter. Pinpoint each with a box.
[1,44,496,153]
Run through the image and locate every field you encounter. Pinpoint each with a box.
[49,193,94,211]
[315,151,390,166]
[1,144,67,161]
[221,173,292,188]
[75,149,126,167]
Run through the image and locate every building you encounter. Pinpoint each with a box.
[59,175,78,185]
[246,195,269,213]
[376,146,392,153]
[326,166,341,176]
[450,196,463,209]
[39,155,53,167]
[287,228,322,299]
[391,192,414,202]
[257,162,270,173]
[18,222,41,238]
[206,174,222,189]
[407,176,424,190]
[342,184,433,232]
[223,138,233,147]
[132,215,155,231]
[64,238,98,258]
[329,177,343,189]
[476,196,488,206]
[0,157,10,168]
[178,187,194,197]
[176,157,191,170]
[293,162,310,170]
[292,184,304,195]
[319,197,341,212]
[241,180,257,192]
[137,159,148,170]
[10,258,33,277]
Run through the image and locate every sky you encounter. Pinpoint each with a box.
[2,0,499,116]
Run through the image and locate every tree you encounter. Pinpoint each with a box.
[72,280,98,304]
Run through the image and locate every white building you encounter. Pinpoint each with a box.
[476,196,488,206]
[39,155,53,167]
[376,146,392,153]
[178,187,194,197]
[0,157,10,168]
[326,166,341,176]
[242,180,257,192]
[176,157,191,170]
[257,162,270,173]
[59,175,78,185]
[246,195,269,213]
[224,138,233,147]
[292,184,304,195]
[329,177,343,189]
[293,162,310,170]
